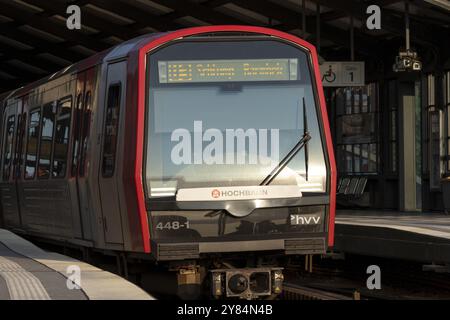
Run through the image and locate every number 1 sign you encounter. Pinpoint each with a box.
[320,61,365,87]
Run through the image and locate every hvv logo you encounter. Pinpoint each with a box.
[171,121,280,166]
[290,215,321,225]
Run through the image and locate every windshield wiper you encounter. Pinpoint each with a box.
[259,132,310,185]
[204,97,311,221]
[260,96,310,185]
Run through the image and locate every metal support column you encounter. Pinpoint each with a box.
[398,80,418,211]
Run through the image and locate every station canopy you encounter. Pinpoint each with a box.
[0,0,449,94]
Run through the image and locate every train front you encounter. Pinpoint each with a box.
[142,27,335,299]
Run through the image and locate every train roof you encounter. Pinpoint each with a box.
[2,25,317,103]
[2,31,168,101]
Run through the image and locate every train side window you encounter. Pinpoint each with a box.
[14,113,25,178]
[102,84,121,177]
[52,97,72,178]
[442,70,450,176]
[38,102,56,179]
[80,91,92,177]
[25,108,41,180]
[71,93,83,177]
[2,115,16,180]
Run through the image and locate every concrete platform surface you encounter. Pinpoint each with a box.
[0,229,154,300]
[336,210,450,239]
[335,210,450,264]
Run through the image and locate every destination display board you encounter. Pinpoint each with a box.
[157,58,298,83]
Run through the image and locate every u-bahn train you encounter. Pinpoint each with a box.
[0,25,336,299]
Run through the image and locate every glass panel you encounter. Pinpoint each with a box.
[335,83,379,175]
[52,98,72,178]
[447,105,450,138]
[361,144,369,172]
[25,109,40,179]
[102,85,121,177]
[448,136,450,158]
[429,111,441,189]
[448,138,450,172]
[361,91,368,113]
[38,103,56,179]
[147,40,327,194]
[369,143,377,173]
[340,145,347,173]
[338,113,377,145]
[447,72,450,104]
[445,72,450,174]
[354,144,361,173]
[444,71,450,176]
[80,91,92,177]
[336,88,345,116]
[368,83,377,112]
[71,93,83,176]
[391,110,396,140]
[353,88,360,114]
[346,145,353,173]
[345,89,352,114]
[2,115,15,180]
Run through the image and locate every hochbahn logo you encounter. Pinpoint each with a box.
[211,188,269,199]
[211,189,220,198]
[171,121,280,166]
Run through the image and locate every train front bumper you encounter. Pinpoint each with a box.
[152,236,327,261]
[148,204,330,261]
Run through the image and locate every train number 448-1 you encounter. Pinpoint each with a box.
[156,221,190,230]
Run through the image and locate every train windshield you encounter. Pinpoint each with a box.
[146,38,327,198]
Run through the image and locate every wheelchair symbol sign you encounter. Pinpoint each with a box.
[320,61,364,87]
[322,64,337,83]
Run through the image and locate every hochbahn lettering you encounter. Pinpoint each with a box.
[211,188,269,199]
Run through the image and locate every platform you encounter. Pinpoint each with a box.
[0,229,154,300]
[334,210,450,264]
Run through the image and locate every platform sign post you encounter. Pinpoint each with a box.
[320,61,365,87]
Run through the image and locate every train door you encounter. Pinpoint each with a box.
[71,68,95,240]
[79,69,96,240]
[0,100,21,227]
[69,71,87,239]
[98,61,126,245]
[12,99,26,226]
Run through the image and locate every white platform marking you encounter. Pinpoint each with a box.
[0,256,51,300]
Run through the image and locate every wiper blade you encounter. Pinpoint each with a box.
[303,96,310,181]
[259,131,311,185]
[260,96,311,185]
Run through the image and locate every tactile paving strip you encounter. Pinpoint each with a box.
[0,255,51,300]
[0,242,87,300]
[0,229,153,300]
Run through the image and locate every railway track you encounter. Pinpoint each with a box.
[282,283,356,300]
